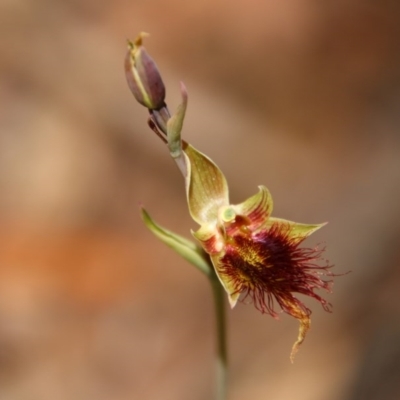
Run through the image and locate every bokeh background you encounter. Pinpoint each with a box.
[1,1,400,399]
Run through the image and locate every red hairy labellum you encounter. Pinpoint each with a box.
[220,224,332,316]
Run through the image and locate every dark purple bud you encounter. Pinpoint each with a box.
[125,33,166,110]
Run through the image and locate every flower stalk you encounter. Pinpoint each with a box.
[141,208,228,400]
[211,274,228,400]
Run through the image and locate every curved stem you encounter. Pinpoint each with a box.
[210,275,228,400]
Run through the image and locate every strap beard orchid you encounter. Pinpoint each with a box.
[125,32,335,400]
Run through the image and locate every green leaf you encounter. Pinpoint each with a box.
[141,208,212,276]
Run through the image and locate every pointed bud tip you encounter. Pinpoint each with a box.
[127,32,149,51]
[132,32,150,48]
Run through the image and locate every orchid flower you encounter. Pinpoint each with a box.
[125,33,334,363]
[182,142,332,361]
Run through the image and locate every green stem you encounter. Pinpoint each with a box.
[210,275,228,400]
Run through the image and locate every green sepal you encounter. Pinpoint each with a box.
[183,143,229,226]
[210,254,241,308]
[141,208,212,276]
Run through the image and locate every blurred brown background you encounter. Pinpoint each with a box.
[1,1,400,399]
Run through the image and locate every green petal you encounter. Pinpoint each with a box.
[267,217,327,244]
[183,143,229,226]
[231,185,273,230]
[192,223,224,255]
[141,208,212,276]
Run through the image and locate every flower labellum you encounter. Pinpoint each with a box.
[183,143,333,361]
[125,32,166,110]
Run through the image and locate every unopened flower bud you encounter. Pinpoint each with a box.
[125,33,166,110]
